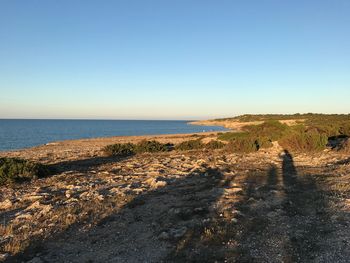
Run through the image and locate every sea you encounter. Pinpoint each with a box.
[0,119,228,151]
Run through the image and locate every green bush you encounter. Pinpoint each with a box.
[103,140,172,156]
[0,157,52,185]
[225,137,258,153]
[278,129,328,152]
[175,139,204,151]
[217,132,250,141]
[205,140,225,150]
[103,143,136,157]
[135,140,170,153]
[242,120,289,141]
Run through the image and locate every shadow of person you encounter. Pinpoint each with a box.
[234,151,340,262]
[233,165,280,262]
[280,149,334,262]
[281,150,297,186]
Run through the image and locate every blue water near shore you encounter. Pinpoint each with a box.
[0,119,228,151]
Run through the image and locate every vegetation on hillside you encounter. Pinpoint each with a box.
[214,114,350,153]
[278,127,328,152]
[0,157,52,185]
[205,140,226,150]
[214,113,350,123]
[174,139,204,151]
[103,140,172,156]
[104,114,350,155]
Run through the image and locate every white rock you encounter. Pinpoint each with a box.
[0,199,12,210]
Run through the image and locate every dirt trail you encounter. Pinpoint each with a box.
[1,149,350,262]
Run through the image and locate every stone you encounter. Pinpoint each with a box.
[145,177,167,189]
[0,199,12,210]
[170,226,188,239]
[158,231,170,240]
[0,253,9,261]
[27,256,43,263]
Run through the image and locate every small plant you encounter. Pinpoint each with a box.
[103,140,172,156]
[135,140,170,153]
[278,128,328,152]
[0,157,52,185]
[242,120,289,141]
[103,143,136,157]
[205,140,225,150]
[256,137,273,149]
[175,139,204,151]
[225,137,258,153]
[218,132,250,141]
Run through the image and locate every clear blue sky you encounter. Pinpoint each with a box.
[0,0,349,120]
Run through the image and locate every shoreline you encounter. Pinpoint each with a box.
[0,120,229,154]
[0,131,228,163]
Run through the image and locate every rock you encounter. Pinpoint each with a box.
[15,212,33,220]
[0,199,12,210]
[145,177,167,189]
[27,256,43,263]
[0,253,9,261]
[23,195,44,202]
[25,201,53,215]
[170,226,188,239]
[65,191,72,198]
[159,231,170,240]
[267,211,279,219]
[231,218,238,223]
[223,187,243,195]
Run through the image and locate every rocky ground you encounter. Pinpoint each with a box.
[1,134,350,262]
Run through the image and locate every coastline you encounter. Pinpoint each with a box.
[190,119,303,130]
[0,119,229,153]
[0,131,226,164]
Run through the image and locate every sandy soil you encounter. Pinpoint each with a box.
[1,133,350,262]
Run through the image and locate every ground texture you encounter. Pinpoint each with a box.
[1,135,350,262]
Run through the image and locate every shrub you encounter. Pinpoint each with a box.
[103,143,136,157]
[256,137,273,149]
[337,138,350,153]
[103,141,172,156]
[278,129,328,152]
[242,120,289,141]
[0,157,52,185]
[339,123,350,136]
[225,137,258,153]
[217,132,250,141]
[175,139,204,151]
[135,140,170,153]
[205,140,225,150]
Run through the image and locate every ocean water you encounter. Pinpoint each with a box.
[0,119,227,151]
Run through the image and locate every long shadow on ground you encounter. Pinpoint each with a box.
[8,165,231,263]
[233,150,341,262]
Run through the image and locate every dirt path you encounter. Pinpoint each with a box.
[2,150,350,262]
